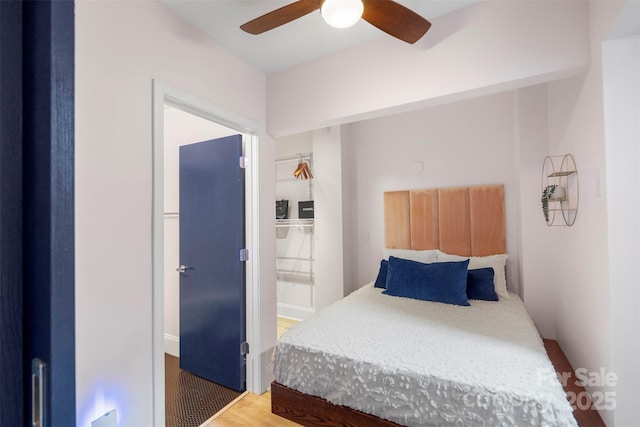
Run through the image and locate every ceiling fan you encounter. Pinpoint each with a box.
[240,0,432,44]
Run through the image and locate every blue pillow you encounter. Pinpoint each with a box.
[374,260,388,288]
[383,256,470,306]
[467,268,499,301]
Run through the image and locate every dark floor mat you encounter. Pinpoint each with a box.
[165,354,242,427]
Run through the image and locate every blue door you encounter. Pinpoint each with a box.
[179,134,246,392]
[1,1,75,426]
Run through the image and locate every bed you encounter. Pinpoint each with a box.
[271,184,577,427]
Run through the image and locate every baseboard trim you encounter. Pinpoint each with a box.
[277,303,315,321]
[262,345,275,390]
[165,333,179,357]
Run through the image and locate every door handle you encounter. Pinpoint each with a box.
[32,358,45,427]
[176,265,192,273]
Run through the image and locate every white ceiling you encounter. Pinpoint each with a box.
[159,0,480,74]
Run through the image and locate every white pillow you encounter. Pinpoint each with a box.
[383,248,439,264]
[436,250,509,299]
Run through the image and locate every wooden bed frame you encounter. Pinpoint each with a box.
[271,381,402,427]
[270,339,605,427]
[270,184,603,426]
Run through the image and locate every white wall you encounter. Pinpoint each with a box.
[276,132,313,158]
[543,2,627,425]
[342,126,359,295]
[75,2,271,426]
[274,129,344,315]
[342,91,519,296]
[267,0,590,136]
[603,33,640,426]
[163,106,237,356]
[514,85,557,339]
[311,127,345,310]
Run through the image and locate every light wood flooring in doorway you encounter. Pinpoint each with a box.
[277,316,300,340]
[201,391,299,427]
[201,317,301,426]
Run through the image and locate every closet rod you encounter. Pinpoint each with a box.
[275,152,312,163]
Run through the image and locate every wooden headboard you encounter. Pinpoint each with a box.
[384,184,506,257]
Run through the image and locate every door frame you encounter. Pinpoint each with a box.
[151,80,262,425]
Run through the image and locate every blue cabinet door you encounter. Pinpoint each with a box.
[179,134,246,392]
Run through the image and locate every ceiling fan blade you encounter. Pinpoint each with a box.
[362,0,432,44]
[240,0,321,35]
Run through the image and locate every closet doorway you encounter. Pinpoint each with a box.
[274,128,346,338]
[275,134,316,326]
[162,107,239,359]
[163,107,245,426]
[152,81,262,426]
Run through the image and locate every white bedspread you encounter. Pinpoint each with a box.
[275,284,577,427]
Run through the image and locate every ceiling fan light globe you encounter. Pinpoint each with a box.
[321,0,364,29]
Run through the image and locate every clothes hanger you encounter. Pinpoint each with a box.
[293,154,304,178]
[292,154,313,180]
[302,162,313,179]
[295,162,313,180]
